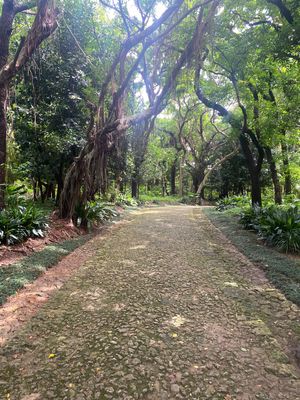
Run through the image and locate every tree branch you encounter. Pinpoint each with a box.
[196,148,238,196]
[265,0,294,24]
[14,0,36,14]
[0,0,58,85]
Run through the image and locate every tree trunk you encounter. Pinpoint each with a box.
[250,173,262,206]
[55,161,64,204]
[192,175,200,194]
[196,149,239,204]
[170,161,176,195]
[162,176,168,197]
[179,156,185,197]
[33,179,38,201]
[281,140,292,195]
[0,84,7,208]
[192,166,204,194]
[56,179,63,204]
[45,183,54,199]
[38,179,46,203]
[115,174,122,192]
[239,133,263,206]
[265,146,282,204]
[220,179,229,198]
[131,177,138,198]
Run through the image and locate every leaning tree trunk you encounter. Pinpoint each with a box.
[196,149,238,205]
[265,146,282,204]
[192,166,205,197]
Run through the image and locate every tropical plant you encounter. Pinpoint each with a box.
[0,205,48,245]
[216,195,251,211]
[5,184,27,207]
[115,193,138,207]
[240,205,300,253]
[74,200,118,228]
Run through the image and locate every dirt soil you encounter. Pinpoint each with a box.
[0,206,299,399]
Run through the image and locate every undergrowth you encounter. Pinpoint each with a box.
[240,205,300,253]
[204,207,300,306]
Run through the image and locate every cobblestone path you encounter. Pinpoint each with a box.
[0,206,300,399]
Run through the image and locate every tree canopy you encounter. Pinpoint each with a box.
[0,0,299,220]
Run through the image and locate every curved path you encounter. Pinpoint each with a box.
[1,206,300,400]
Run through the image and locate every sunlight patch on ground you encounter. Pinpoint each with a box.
[113,303,126,311]
[224,282,239,288]
[168,315,187,328]
[21,394,41,400]
[122,259,137,267]
[129,244,147,250]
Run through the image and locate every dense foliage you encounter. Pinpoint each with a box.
[240,205,300,253]
[0,0,298,250]
[0,205,48,245]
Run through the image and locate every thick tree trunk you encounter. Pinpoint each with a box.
[265,146,282,204]
[192,167,204,194]
[0,84,7,208]
[131,177,138,198]
[250,173,262,206]
[192,175,199,194]
[60,134,109,219]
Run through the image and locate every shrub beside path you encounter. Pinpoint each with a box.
[0,206,300,399]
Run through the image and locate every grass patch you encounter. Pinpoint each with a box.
[139,194,182,204]
[0,234,92,305]
[203,207,300,306]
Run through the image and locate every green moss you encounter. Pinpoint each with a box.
[0,234,92,305]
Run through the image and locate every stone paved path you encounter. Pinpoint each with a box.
[1,206,300,400]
